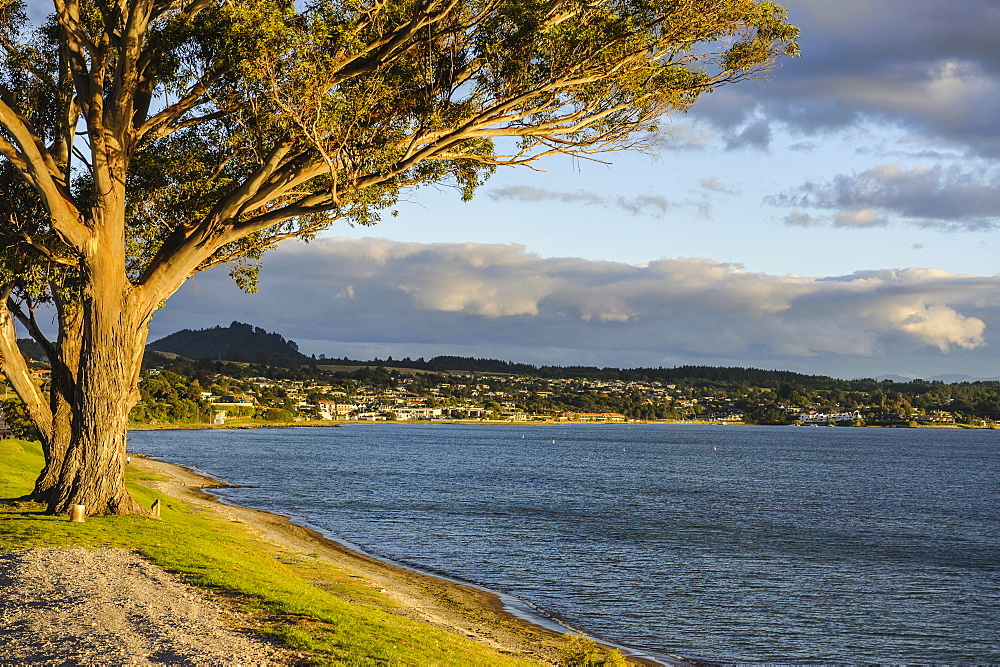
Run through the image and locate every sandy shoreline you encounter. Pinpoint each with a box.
[129,454,604,665]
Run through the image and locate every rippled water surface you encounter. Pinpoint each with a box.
[128,424,1000,663]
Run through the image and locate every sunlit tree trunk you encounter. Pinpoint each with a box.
[46,200,151,516]
[48,306,149,516]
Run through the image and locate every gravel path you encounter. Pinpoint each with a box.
[0,547,292,665]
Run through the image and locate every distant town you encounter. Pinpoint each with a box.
[4,322,1000,436]
[137,357,994,428]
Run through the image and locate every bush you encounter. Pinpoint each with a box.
[217,404,255,418]
[1,397,40,440]
[257,407,295,421]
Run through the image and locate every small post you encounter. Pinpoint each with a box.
[70,504,86,522]
[151,499,161,518]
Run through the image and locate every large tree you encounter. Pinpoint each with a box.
[0,0,797,515]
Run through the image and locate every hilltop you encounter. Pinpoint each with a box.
[147,321,310,366]
[15,338,48,362]
[16,320,1000,388]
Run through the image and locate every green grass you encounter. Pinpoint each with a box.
[0,439,537,665]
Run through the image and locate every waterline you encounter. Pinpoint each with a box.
[128,423,1000,663]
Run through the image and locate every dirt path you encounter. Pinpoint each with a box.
[0,547,293,664]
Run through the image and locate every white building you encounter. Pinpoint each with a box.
[798,411,860,424]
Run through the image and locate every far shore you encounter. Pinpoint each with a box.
[128,418,978,431]
[129,453,670,666]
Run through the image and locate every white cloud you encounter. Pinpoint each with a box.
[487,185,603,207]
[895,303,985,352]
[488,185,691,219]
[153,238,998,377]
[833,208,886,228]
[657,119,719,151]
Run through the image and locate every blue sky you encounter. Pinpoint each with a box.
[150,0,1000,380]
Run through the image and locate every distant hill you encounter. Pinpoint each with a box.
[535,364,836,387]
[322,355,841,387]
[16,338,49,363]
[875,373,1000,384]
[147,322,310,366]
[143,322,999,384]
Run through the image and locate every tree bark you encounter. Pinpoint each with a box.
[28,306,81,503]
[48,313,148,516]
[47,207,151,515]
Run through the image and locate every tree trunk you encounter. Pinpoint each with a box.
[47,300,149,516]
[28,308,81,503]
[0,294,53,444]
[28,385,72,502]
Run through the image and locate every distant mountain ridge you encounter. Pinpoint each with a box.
[144,322,1000,385]
[147,321,310,366]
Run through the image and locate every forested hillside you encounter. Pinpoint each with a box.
[147,322,310,366]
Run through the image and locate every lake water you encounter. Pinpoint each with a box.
[127,424,1000,664]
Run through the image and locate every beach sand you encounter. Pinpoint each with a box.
[131,454,577,664]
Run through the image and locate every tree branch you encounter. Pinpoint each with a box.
[0,285,53,439]
[0,97,90,249]
[7,298,57,366]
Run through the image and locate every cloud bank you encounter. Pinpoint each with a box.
[769,163,1000,230]
[693,0,1000,157]
[153,238,1000,377]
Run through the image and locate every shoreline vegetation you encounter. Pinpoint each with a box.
[0,438,647,665]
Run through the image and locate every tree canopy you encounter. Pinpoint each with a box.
[0,0,797,514]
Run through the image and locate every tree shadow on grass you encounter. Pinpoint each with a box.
[0,498,48,516]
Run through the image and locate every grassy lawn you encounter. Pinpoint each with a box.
[0,438,543,666]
